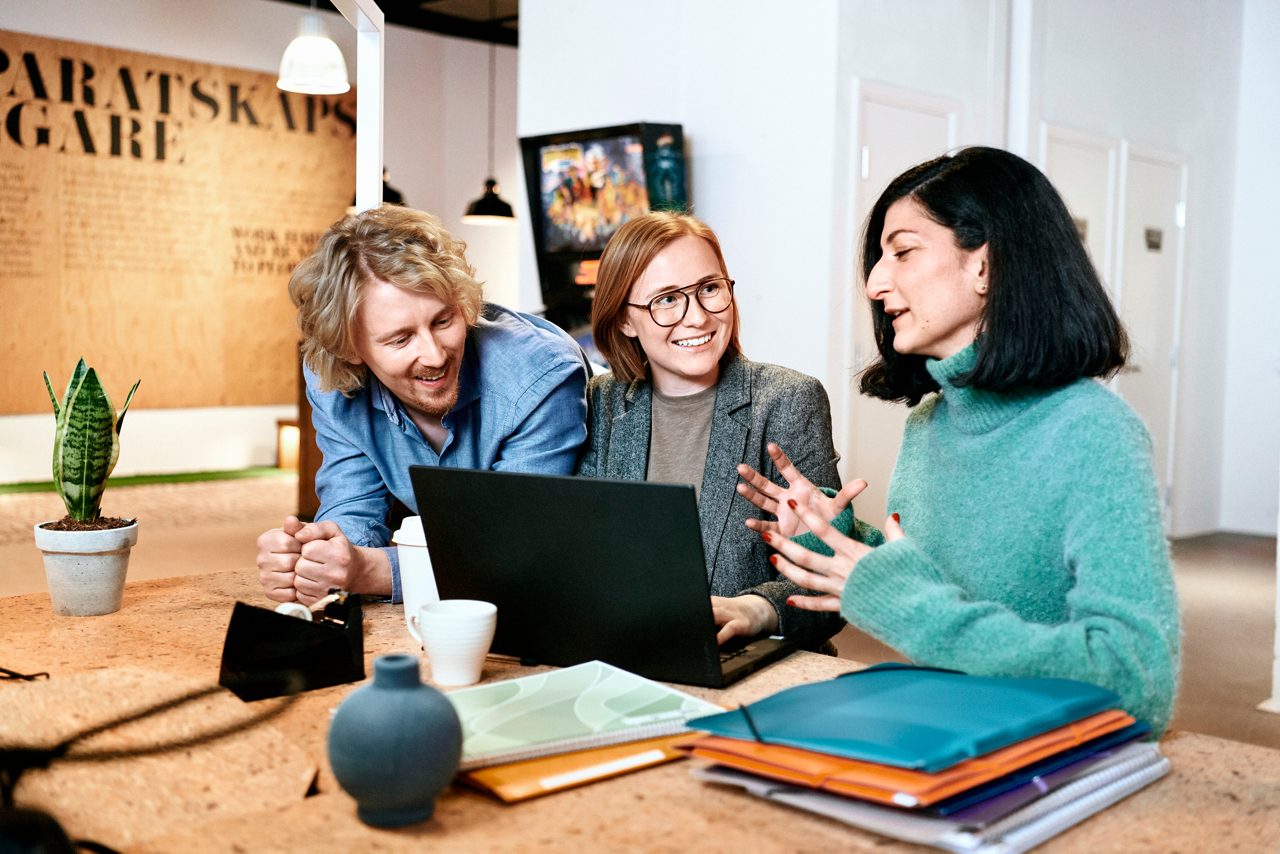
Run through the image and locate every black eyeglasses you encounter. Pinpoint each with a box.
[625,277,736,327]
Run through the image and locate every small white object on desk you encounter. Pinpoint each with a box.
[274,591,343,622]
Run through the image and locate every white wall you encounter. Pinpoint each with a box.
[518,0,1265,537]
[1221,0,1280,535]
[839,0,1009,145]
[1024,0,1244,536]
[4,1,1271,532]
[0,0,516,480]
[831,0,1009,506]
[517,0,843,385]
[844,0,1250,537]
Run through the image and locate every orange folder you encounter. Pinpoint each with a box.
[460,733,691,802]
[681,708,1135,808]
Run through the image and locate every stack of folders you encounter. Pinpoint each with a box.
[680,663,1170,854]
[444,660,722,802]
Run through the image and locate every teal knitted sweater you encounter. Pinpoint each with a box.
[825,344,1180,733]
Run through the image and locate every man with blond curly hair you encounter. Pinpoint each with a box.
[256,205,588,603]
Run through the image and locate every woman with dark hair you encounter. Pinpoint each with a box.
[738,147,1180,732]
[580,211,854,650]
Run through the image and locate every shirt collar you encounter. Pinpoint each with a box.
[370,373,402,426]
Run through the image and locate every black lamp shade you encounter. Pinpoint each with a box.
[463,178,515,222]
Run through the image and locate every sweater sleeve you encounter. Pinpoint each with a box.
[838,413,1180,735]
[791,497,887,556]
[309,384,392,549]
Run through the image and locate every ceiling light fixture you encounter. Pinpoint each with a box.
[462,0,514,225]
[278,1,351,96]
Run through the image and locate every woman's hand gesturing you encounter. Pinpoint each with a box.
[737,442,867,538]
[763,502,905,612]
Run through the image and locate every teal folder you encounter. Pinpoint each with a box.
[687,664,1122,774]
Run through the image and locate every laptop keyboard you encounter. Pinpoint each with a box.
[719,641,753,663]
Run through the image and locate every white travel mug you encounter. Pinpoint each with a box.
[391,516,439,644]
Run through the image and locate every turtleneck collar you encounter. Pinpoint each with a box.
[924,342,1040,434]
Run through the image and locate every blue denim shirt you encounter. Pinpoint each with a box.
[307,303,588,601]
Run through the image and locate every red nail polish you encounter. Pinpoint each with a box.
[761,531,772,543]
[891,512,900,524]
[786,597,797,607]
[769,555,778,567]
[787,499,797,510]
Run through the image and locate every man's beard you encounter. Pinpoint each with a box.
[403,360,459,420]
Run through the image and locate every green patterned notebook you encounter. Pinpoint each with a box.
[447,660,722,770]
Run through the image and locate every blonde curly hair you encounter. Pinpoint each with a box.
[289,205,484,394]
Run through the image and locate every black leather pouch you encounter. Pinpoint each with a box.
[218,596,364,701]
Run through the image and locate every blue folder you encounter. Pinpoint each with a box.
[687,663,1123,774]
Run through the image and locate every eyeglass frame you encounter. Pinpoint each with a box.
[623,277,737,328]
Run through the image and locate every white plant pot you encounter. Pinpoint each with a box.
[33,521,139,616]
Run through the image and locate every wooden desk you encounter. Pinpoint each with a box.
[3,571,1278,852]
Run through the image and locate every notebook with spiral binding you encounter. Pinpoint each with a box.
[446,660,722,771]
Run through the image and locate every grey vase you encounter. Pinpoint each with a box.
[328,653,464,827]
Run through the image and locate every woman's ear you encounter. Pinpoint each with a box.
[970,244,990,295]
[620,317,638,338]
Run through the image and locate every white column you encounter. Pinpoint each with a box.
[332,0,385,212]
[1260,457,1280,714]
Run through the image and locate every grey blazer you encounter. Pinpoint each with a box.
[576,354,845,648]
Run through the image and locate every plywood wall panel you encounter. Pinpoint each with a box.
[0,30,356,415]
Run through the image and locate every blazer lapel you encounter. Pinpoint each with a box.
[699,356,751,584]
[606,380,652,481]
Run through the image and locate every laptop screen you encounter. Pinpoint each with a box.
[408,467,727,684]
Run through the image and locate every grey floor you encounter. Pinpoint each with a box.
[5,477,1278,750]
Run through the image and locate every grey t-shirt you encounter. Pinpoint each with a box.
[646,384,717,501]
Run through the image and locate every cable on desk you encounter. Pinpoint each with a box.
[0,666,50,682]
[0,670,304,808]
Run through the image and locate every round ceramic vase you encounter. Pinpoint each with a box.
[328,653,463,827]
[33,521,139,617]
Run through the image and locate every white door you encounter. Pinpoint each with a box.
[1039,125,1119,289]
[844,84,958,518]
[1114,148,1187,524]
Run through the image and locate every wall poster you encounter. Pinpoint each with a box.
[0,30,356,414]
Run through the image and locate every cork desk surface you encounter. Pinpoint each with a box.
[2,569,1277,853]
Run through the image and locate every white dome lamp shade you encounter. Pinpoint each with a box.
[278,12,350,96]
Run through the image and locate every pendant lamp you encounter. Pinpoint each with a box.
[463,3,515,225]
[278,2,351,96]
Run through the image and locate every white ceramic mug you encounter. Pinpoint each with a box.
[392,516,439,644]
[417,600,497,687]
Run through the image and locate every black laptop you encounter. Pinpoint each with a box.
[408,466,801,688]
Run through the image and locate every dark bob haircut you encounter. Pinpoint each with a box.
[858,146,1128,405]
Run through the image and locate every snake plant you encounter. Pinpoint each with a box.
[43,359,141,522]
